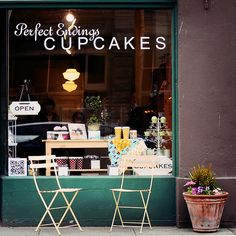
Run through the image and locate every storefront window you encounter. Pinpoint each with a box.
[8,9,172,176]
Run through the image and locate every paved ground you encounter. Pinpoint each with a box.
[0,226,236,236]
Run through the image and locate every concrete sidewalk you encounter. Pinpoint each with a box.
[0,226,236,236]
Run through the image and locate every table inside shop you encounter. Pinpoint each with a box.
[42,139,108,176]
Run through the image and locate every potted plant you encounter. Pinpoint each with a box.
[84,95,102,131]
[183,164,229,232]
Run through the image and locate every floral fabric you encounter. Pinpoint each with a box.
[108,138,147,165]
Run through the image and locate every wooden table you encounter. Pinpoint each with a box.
[43,139,108,176]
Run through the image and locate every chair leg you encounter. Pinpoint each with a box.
[111,190,153,234]
[116,192,125,227]
[36,192,61,235]
[110,191,124,231]
[58,191,83,231]
[140,191,152,233]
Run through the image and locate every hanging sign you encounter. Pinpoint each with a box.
[10,101,41,115]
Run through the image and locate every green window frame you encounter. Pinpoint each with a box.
[0,0,177,176]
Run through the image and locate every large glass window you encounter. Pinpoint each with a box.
[8,9,172,175]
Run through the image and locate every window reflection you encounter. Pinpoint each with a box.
[9,9,172,163]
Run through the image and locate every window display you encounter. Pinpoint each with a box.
[8,112,17,158]
[8,9,172,176]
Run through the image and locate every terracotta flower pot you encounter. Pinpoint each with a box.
[183,192,229,232]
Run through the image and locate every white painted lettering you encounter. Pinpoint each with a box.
[44,37,55,50]
[108,37,120,50]
[156,36,166,50]
[124,37,135,50]
[61,37,72,50]
[93,37,105,50]
[140,37,150,50]
[77,37,88,50]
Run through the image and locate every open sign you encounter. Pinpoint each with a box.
[10,101,41,115]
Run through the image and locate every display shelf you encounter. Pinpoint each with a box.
[43,139,108,149]
[50,168,107,172]
[69,169,107,172]
[9,143,18,146]
[43,139,108,176]
[8,115,17,158]
[144,116,171,153]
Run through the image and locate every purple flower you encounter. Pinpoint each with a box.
[191,187,198,195]
[197,186,204,194]
[184,181,196,187]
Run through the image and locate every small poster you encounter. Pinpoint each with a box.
[88,130,101,140]
[68,123,87,140]
[8,158,27,176]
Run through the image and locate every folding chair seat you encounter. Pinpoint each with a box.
[110,155,157,233]
[28,155,83,235]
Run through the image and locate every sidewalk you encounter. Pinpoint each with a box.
[0,226,236,236]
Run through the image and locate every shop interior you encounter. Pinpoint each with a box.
[8,9,172,176]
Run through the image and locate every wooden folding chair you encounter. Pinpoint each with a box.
[110,155,157,233]
[28,155,83,235]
